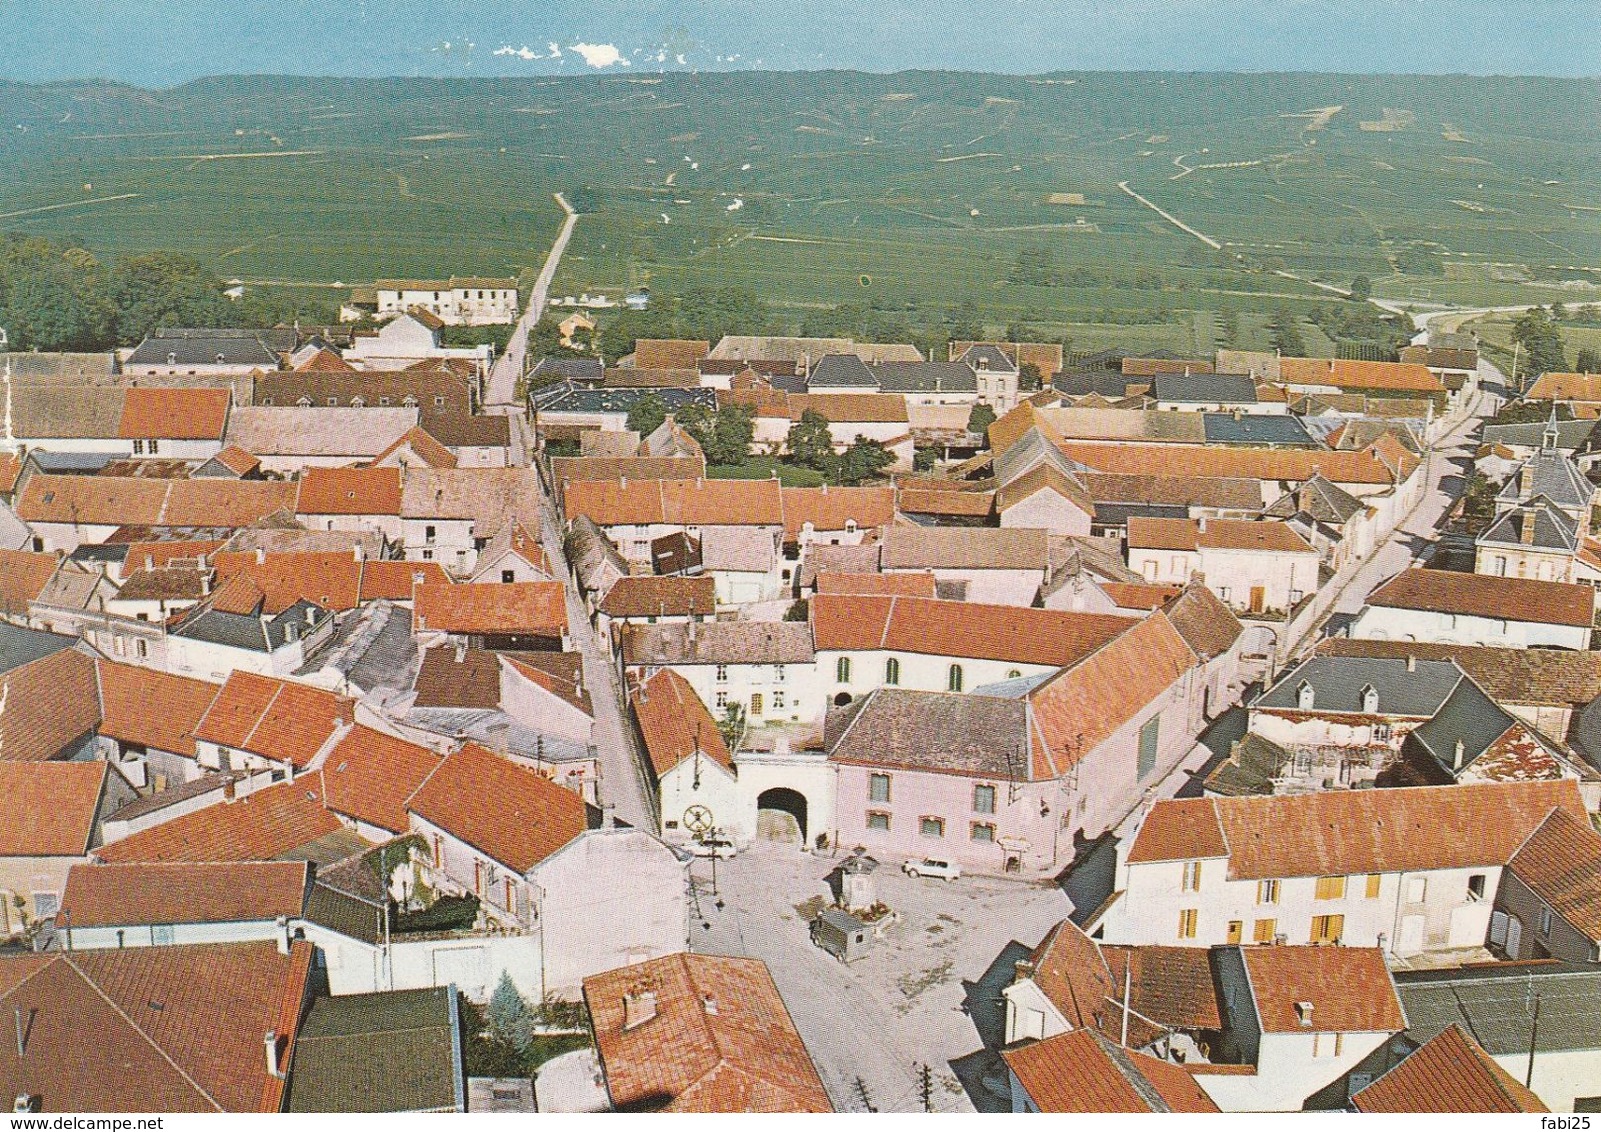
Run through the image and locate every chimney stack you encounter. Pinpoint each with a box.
[1012,959,1036,985]
[1521,511,1537,545]
[1294,1002,1314,1027]
[621,989,658,1031]
[1453,738,1466,771]
[264,1030,286,1080]
[1406,655,1416,673]
[275,915,291,956]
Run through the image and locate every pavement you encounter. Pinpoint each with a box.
[686,841,1069,1113]
[486,192,577,409]
[534,1048,609,1113]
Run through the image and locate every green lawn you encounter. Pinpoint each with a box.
[707,457,825,487]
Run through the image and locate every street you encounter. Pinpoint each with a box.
[486,191,578,409]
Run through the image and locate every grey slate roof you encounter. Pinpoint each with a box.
[1407,676,1521,772]
[1497,448,1592,511]
[875,361,977,394]
[806,353,878,389]
[1396,967,1601,1055]
[1477,498,1580,553]
[1202,732,1294,797]
[529,356,604,382]
[1151,372,1257,404]
[174,599,330,653]
[1256,654,1466,717]
[309,600,419,694]
[827,688,1031,778]
[402,707,592,765]
[126,329,280,368]
[1263,474,1368,525]
[1202,413,1316,447]
[531,381,716,414]
[994,427,1088,489]
[956,344,1018,373]
[0,623,76,676]
[1482,418,1597,452]
[286,987,463,1113]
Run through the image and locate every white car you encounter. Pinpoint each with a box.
[689,837,737,860]
[903,857,961,881]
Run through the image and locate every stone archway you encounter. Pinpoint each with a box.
[756,787,808,845]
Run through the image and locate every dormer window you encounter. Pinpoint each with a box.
[1297,681,1315,710]
[1360,684,1378,714]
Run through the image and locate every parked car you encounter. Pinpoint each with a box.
[903,857,960,881]
[689,837,737,859]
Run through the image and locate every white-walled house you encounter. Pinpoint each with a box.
[1350,568,1595,650]
[8,386,231,460]
[1126,516,1319,617]
[620,621,819,726]
[878,527,1053,606]
[56,860,310,950]
[373,278,519,326]
[631,669,746,847]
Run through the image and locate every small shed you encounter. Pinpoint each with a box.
[838,852,880,913]
[811,906,869,964]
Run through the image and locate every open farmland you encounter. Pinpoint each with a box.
[0,71,1596,336]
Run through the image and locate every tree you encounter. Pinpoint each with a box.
[967,402,998,437]
[1577,346,1601,374]
[1269,307,1307,357]
[675,402,716,455]
[913,446,940,472]
[625,393,667,437]
[784,599,810,622]
[835,436,894,485]
[947,298,983,342]
[786,409,834,470]
[707,404,755,466]
[486,973,536,1054]
[1512,307,1568,375]
[1349,275,1372,302]
[717,702,746,752]
[1018,361,1043,392]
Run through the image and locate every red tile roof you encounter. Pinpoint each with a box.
[95,780,345,863]
[296,466,403,516]
[95,659,220,758]
[372,425,458,469]
[814,571,937,598]
[210,445,262,476]
[1367,567,1594,628]
[0,648,101,762]
[407,743,587,873]
[1126,780,1587,878]
[319,725,444,835]
[1353,1024,1547,1113]
[121,539,226,570]
[1101,581,1184,610]
[1002,1029,1219,1113]
[584,952,831,1113]
[1527,372,1601,402]
[0,549,59,614]
[118,387,232,440]
[413,580,568,636]
[0,941,313,1112]
[811,593,1135,667]
[1057,441,1416,485]
[0,761,108,856]
[634,338,710,370]
[1239,946,1405,1033]
[563,477,785,527]
[20,476,297,529]
[60,860,309,927]
[194,671,352,768]
[294,346,357,372]
[1279,357,1445,393]
[780,486,896,539]
[1127,516,1314,554]
[1507,807,1601,943]
[632,669,733,777]
[600,575,717,618]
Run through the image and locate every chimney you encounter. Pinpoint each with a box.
[1453,738,1466,771]
[621,989,658,1031]
[353,543,364,562]
[701,995,719,1016]
[1406,655,1416,673]
[145,555,154,571]
[1012,959,1036,985]
[200,570,212,596]
[275,915,291,956]
[264,1030,286,1079]
[304,605,318,626]
[256,547,266,565]
[1294,1002,1314,1028]
[1521,511,1537,545]
[1196,515,1207,534]
[14,1096,37,1114]
[619,475,627,490]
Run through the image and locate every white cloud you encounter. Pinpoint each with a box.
[571,42,629,68]
[494,43,560,60]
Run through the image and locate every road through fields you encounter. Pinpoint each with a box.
[486,191,577,408]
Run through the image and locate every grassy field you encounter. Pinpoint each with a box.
[1463,311,1601,376]
[1,71,1596,340]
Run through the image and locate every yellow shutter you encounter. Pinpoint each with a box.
[1226,920,1243,945]
[1365,873,1382,899]
[1253,918,1277,944]
[1315,875,1347,900]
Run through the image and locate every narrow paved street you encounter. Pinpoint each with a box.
[486,191,577,409]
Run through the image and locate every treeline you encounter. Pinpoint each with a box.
[0,233,336,351]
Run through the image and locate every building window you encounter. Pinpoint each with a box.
[866,811,890,831]
[1253,918,1277,944]
[773,664,786,683]
[1373,723,1392,742]
[132,439,146,455]
[1310,914,1345,944]
[973,784,996,814]
[1256,879,1280,905]
[1177,908,1198,940]
[837,656,852,683]
[869,773,891,803]
[1137,715,1161,780]
[715,665,729,684]
[1314,875,1347,901]
[1406,877,1427,903]
[1539,907,1553,937]
[885,657,900,686]
[501,569,516,584]
[920,816,945,838]
[1365,873,1382,899]
[772,690,786,712]
[714,691,728,711]
[1226,920,1243,945]
[1467,874,1487,902]
[1182,861,1203,892]
[421,550,433,560]
[31,892,60,919]
[970,822,995,842]
[947,664,963,693]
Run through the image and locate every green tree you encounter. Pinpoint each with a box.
[835,436,895,485]
[948,298,984,342]
[784,599,810,622]
[625,393,668,437]
[1269,307,1307,357]
[675,402,716,455]
[108,251,232,341]
[1576,346,1601,374]
[786,408,835,470]
[1018,361,1043,392]
[707,404,756,466]
[487,973,535,1054]
[913,446,940,472]
[1512,307,1568,375]
[967,402,998,437]
[1349,275,1372,302]
[717,702,746,751]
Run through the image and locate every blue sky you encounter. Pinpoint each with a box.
[2,0,1596,84]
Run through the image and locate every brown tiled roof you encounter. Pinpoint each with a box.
[1123,357,1214,376]
[1026,919,1120,1032]
[210,550,447,613]
[811,594,1134,667]
[600,575,717,618]
[372,425,458,469]
[781,486,896,539]
[0,941,314,1112]
[360,558,450,602]
[1316,638,1601,709]
[814,571,936,598]
[1059,441,1415,485]
[293,346,357,372]
[319,725,444,835]
[1527,372,1601,402]
[95,780,345,863]
[786,392,909,423]
[0,548,59,614]
[1240,946,1405,1033]
[119,387,231,440]
[1367,568,1594,628]
[897,487,996,517]
[622,621,815,666]
[1507,807,1601,942]
[0,451,21,493]
[563,477,785,527]
[252,369,470,411]
[880,526,1051,570]
[633,668,733,777]
[502,651,592,714]
[551,456,706,488]
[1161,582,1244,660]
[583,952,831,1113]
[60,860,309,927]
[120,539,226,570]
[1127,780,1586,877]
[116,564,212,604]
[994,463,1095,517]
[0,760,107,856]
[296,466,403,516]
[418,412,511,449]
[407,743,587,873]
[634,338,710,370]
[95,659,220,758]
[1080,472,1264,510]
[1101,582,1183,610]
[413,645,500,709]
[1127,516,1314,553]
[1279,356,1445,393]
[1103,944,1223,1031]
[413,581,568,636]
[210,446,262,476]
[1352,1024,1547,1113]
[169,480,302,527]
[0,648,101,762]
[194,671,352,768]
[1002,1029,1219,1113]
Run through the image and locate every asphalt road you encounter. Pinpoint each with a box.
[486,192,577,409]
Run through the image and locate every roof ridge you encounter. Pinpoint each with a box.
[241,681,287,752]
[60,952,226,1111]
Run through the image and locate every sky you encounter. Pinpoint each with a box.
[0,0,1596,85]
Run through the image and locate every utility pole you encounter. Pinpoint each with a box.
[853,1077,876,1113]
[918,1063,933,1113]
